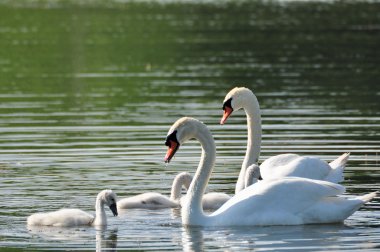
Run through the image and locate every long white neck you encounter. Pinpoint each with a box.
[170,172,192,201]
[93,194,107,226]
[235,93,261,194]
[181,125,216,226]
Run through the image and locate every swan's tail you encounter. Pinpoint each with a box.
[356,191,378,203]
[335,191,378,221]
[329,152,350,169]
[325,152,350,183]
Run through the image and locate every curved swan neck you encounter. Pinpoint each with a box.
[244,96,261,166]
[93,193,107,226]
[235,91,262,194]
[182,124,216,225]
[170,172,192,201]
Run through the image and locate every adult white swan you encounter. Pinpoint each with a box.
[221,87,350,194]
[117,172,230,211]
[27,189,118,227]
[164,117,376,226]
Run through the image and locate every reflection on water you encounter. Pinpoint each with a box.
[0,0,379,250]
[27,225,118,251]
[182,218,380,251]
[96,228,118,252]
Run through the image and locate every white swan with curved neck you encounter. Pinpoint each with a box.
[164,117,376,226]
[117,172,230,211]
[221,87,350,194]
[27,190,118,227]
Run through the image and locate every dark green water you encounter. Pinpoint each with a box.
[0,0,379,250]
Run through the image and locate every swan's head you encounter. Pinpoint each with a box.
[164,117,206,163]
[221,87,255,124]
[98,189,118,216]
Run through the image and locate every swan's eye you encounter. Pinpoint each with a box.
[165,130,178,147]
[222,98,233,111]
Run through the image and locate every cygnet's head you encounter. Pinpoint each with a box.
[164,117,207,163]
[245,164,261,188]
[98,189,118,216]
[247,164,261,178]
[221,87,254,124]
[175,172,193,190]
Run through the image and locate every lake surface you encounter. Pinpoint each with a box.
[0,0,379,251]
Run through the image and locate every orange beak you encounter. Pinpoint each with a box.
[220,106,233,125]
[164,140,179,163]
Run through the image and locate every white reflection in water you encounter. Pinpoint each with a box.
[96,228,118,252]
[181,221,380,251]
[27,225,118,251]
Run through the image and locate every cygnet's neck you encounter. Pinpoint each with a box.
[170,172,192,201]
[93,193,107,226]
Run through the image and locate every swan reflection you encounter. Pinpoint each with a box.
[181,226,204,252]
[96,227,118,252]
[181,223,361,251]
[27,225,118,250]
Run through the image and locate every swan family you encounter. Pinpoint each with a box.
[164,117,376,226]
[27,87,377,228]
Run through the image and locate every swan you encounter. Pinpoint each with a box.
[27,189,118,227]
[117,171,231,211]
[221,87,350,193]
[164,117,376,226]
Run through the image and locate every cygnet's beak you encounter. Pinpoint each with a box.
[109,203,118,216]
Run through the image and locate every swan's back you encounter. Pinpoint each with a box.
[260,154,332,181]
[260,154,299,170]
[27,209,94,227]
[209,177,363,226]
[117,192,178,209]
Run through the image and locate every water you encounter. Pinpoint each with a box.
[0,0,380,250]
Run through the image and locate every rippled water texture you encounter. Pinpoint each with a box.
[0,0,380,251]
